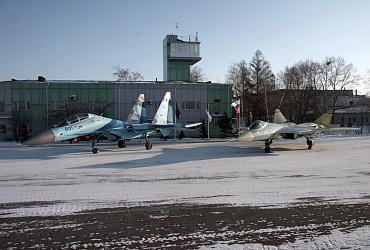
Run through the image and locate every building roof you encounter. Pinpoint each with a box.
[335,106,370,113]
[1,79,232,86]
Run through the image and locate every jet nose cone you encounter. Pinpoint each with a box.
[237,131,255,142]
[22,130,55,145]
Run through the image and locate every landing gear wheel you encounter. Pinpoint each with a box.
[265,146,271,153]
[264,139,272,153]
[307,141,313,149]
[145,141,153,150]
[307,139,313,150]
[92,148,100,154]
[118,140,126,148]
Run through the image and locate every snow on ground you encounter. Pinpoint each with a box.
[0,134,369,247]
[0,135,369,218]
[204,226,370,249]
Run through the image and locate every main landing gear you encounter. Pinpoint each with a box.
[264,139,272,153]
[306,138,314,150]
[91,135,153,154]
[118,140,126,148]
[263,138,314,153]
[145,133,152,150]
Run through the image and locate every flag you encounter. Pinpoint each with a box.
[175,102,180,120]
[231,100,240,113]
[206,109,212,122]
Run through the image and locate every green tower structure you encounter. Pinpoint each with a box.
[163,34,201,82]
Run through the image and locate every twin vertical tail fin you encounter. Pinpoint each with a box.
[273,109,287,124]
[153,92,173,125]
[314,113,332,126]
[273,109,333,126]
[126,94,146,124]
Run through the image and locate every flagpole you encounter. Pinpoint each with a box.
[238,108,241,135]
[231,99,241,135]
[207,103,210,139]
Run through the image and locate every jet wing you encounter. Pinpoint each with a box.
[315,127,359,132]
[99,121,202,139]
[107,127,156,140]
[276,126,314,135]
[152,123,202,130]
[277,125,358,135]
[184,123,202,128]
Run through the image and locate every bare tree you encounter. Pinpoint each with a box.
[363,68,370,96]
[278,60,318,123]
[227,60,250,97]
[249,50,275,121]
[12,110,32,141]
[190,65,206,82]
[326,57,361,121]
[112,66,144,81]
[226,60,252,124]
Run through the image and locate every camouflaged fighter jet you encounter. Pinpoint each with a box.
[23,92,201,153]
[237,109,358,153]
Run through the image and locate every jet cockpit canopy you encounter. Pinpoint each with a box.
[249,120,266,130]
[56,113,90,127]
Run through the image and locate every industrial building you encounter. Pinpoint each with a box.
[0,34,233,141]
[0,80,232,141]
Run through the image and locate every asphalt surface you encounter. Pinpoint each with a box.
[1,201,369,249]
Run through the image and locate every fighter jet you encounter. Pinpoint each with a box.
[23,92,201,153]
[237,109,357,153]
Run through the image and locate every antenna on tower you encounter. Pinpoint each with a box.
[175,23,179,34]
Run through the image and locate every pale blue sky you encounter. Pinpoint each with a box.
[1,0,369,91]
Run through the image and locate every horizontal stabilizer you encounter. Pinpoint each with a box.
[317,127,359,132]
[160,128,171,137]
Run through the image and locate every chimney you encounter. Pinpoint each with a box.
[38,76,46,82]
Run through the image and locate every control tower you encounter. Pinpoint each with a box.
[163,34,201,82]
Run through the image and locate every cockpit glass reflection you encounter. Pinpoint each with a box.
[56,113,90,127]
[249,120,265,129]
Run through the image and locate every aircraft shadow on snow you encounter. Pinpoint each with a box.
[0,140,310,162]
[68,143,290,170]
[0,146,93,161]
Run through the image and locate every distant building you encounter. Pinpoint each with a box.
[0,82,12,140]
[334,107,370,127]
[0,33,235,141]
[0,79,232,141]
[163,34,201,82]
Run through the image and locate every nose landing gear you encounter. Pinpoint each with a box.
[92,135,99,154]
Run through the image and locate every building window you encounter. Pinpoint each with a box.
[13,101,31,110]
[154,101,161,109]
[89,101,106,111]
[0,101,4,113]
[182,101,200,110]
[16,124,32,134]
[51,101,69,110]
[0,125,5,133]
[213,121,218,129]
[214,102,220,115]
